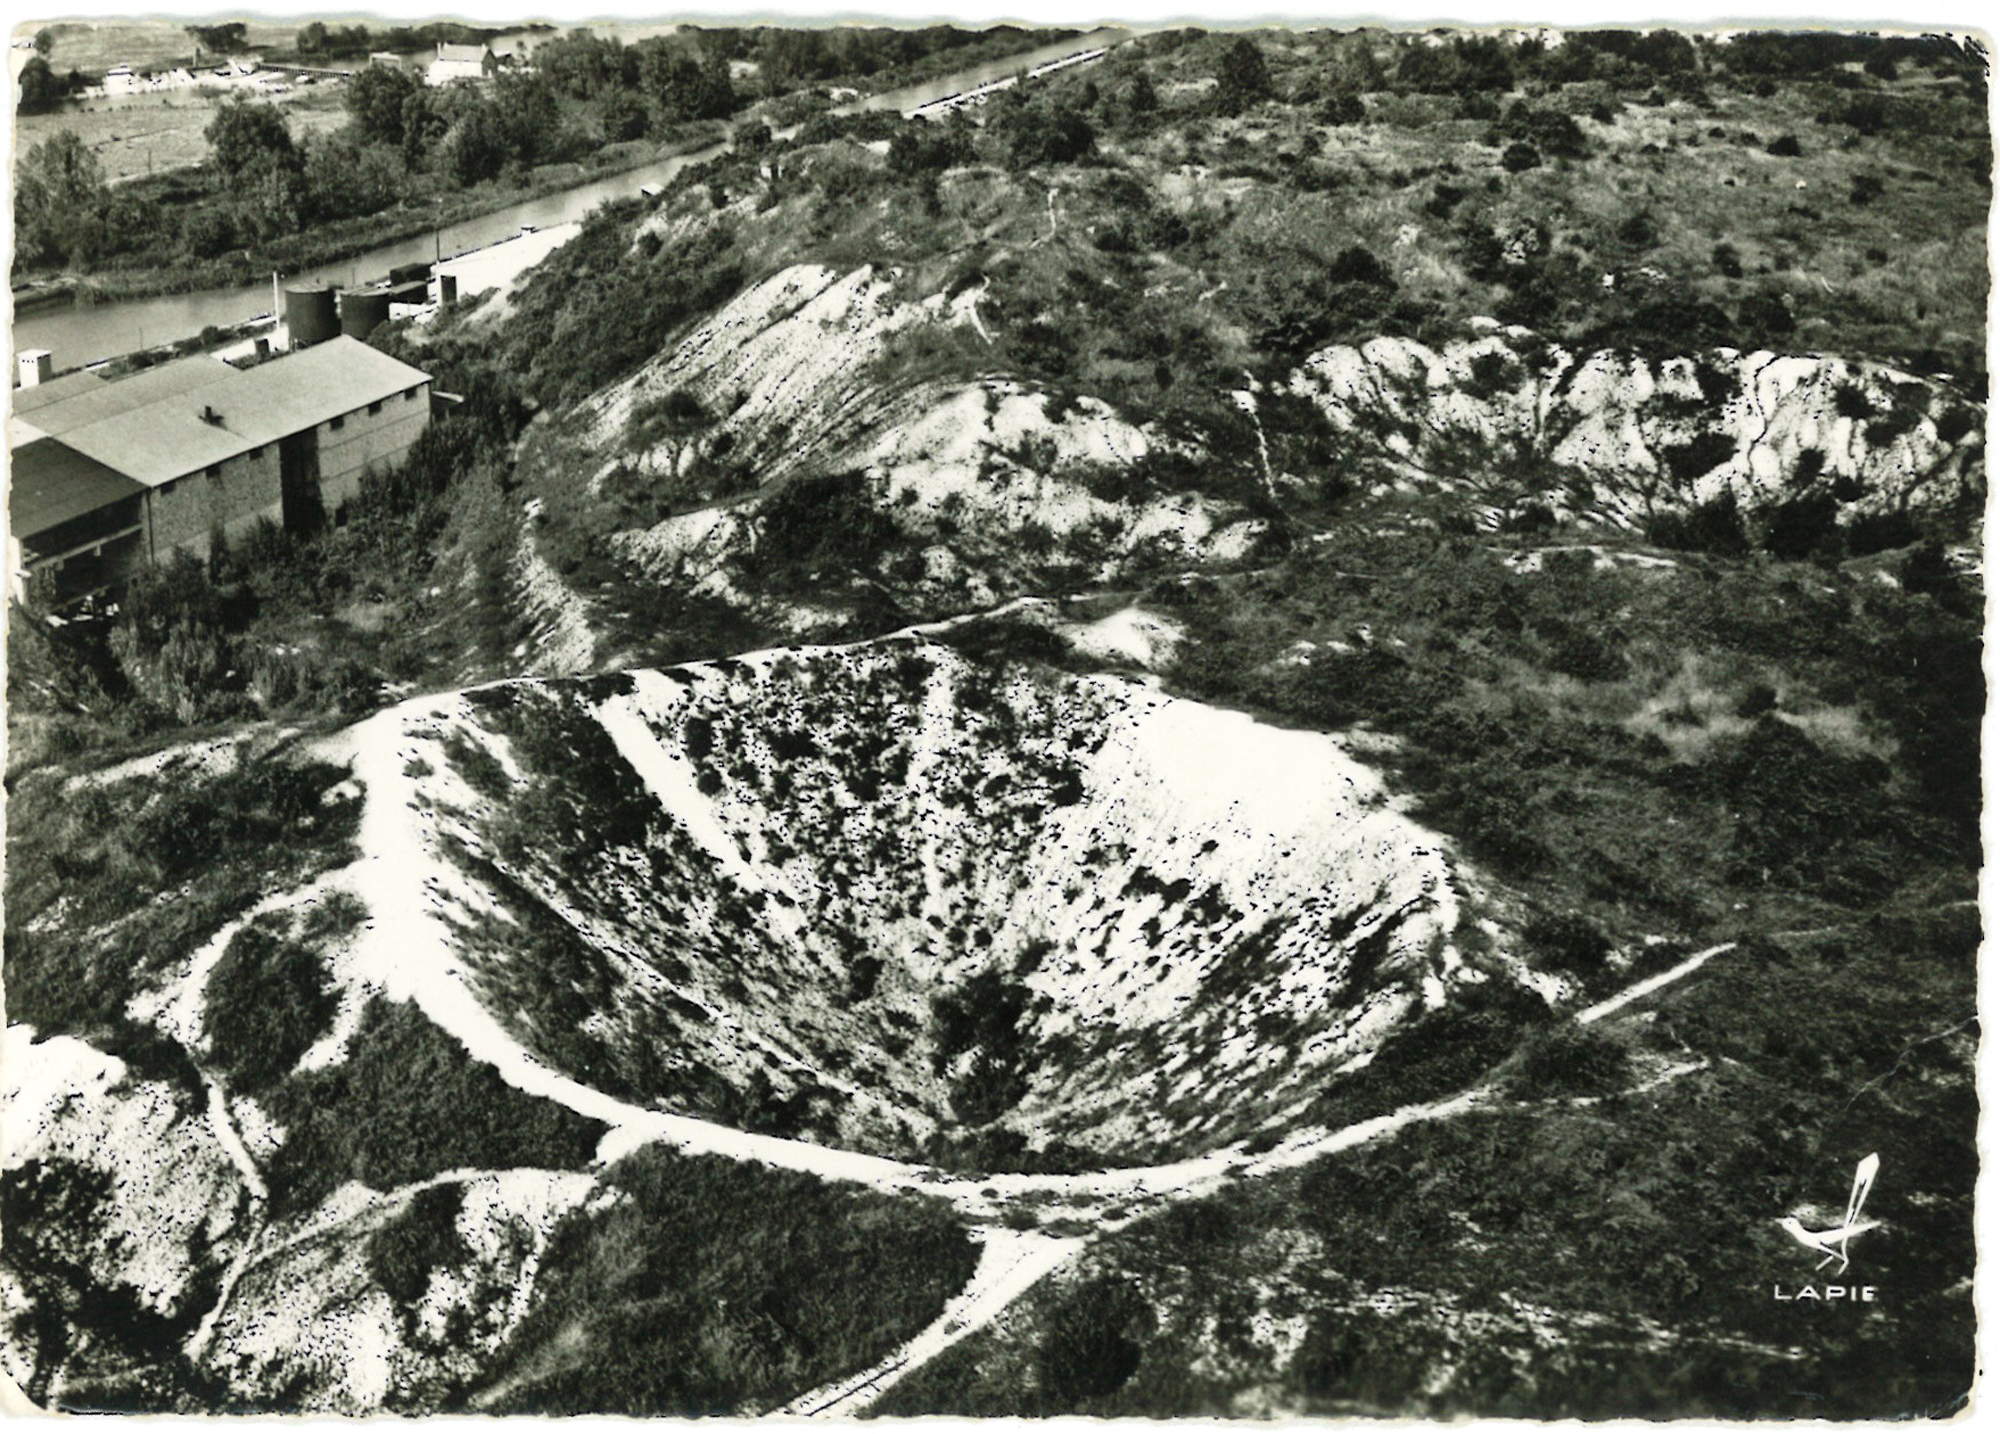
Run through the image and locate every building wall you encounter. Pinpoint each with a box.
[425,59,486,86]
[316,382,430,510]
[144,443,284,561]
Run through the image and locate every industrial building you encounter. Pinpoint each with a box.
[7,336,431,603]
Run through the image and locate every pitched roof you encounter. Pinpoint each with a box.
[8,437,148,540]
[11,369,108,415]
[10,337,431,488]
[15,355,225,438]
[435,43,492,64]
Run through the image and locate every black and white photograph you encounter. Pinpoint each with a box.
[1,2,1989,1420]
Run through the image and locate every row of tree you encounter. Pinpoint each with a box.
[14,57,89,113]
[294,19,521,59]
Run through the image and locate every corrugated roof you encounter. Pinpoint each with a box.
[8,437,147,540]
[13,337,431,488]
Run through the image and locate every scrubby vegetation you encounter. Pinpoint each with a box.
[4,22,1983,1422]
[2,756,361,1086]
[883,905,1976,1419]
[13,23,1077,293]
[1160,520,1979,943]
[258,996,606,1215]
[202,894,364,1091]
[473,1146,976,1414]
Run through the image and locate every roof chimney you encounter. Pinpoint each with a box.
[200,404,223,426]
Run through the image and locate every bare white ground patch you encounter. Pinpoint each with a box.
[1295,332,1982,523]
[202,1167,597,1412]
[2,1029,252,1323]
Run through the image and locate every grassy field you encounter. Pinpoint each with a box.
[11,18,298,77]
[15,87,351,185]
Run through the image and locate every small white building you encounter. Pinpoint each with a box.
[426,42,495,87]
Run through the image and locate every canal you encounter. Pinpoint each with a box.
[13,27,1128,372]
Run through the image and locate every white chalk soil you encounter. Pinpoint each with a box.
[1293,330,1981,525]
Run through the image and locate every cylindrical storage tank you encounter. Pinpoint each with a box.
[284,284,339,348]
[436,272,458,306]
[339,288,393,341]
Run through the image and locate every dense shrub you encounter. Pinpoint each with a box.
[887,120,974,177]
[1659,432,1739,485]
[1643,493,1749,554]
[480,1146,976,1414]
[502,205,743,411]
[262,998,605,1214]
[1760,491,1841,559]
[626,387,711,449]
[1765,133,1803,156]
[1214,37,1273,116]
[1037,1277,1155,1407]
[746,471,898,581]
[1525,909,1613,976]
[930,968,1034,1125]
[1496,102,1589,159]
[1311,978,1550,1129]
[1736,291,1796,337]
[1003,101,1096,167]
[366,1182,469,1309]
[1501,141,1541,172]
[1511,1024,1629,1095]
[202,897,360,1091]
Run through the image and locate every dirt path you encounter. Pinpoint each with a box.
[775,1230,1087,1417]
[1576,942,1738,1025]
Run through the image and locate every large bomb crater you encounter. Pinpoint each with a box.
[391,641,1481,1169]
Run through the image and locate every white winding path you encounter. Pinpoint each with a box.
[1576,942,1738,1025]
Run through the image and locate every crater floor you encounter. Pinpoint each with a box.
[369,640,1484,1168]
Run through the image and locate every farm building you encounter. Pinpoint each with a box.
[7,337,431,603]
[426,42,496,86]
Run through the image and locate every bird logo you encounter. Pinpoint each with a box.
[1777,1153,1881,1275]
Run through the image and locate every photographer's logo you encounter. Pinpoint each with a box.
[1773,1152,1881,1303]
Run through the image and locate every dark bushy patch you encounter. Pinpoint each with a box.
[476,1146,976,1414]
[1037,1277,1155,1409]
[1525,909,1613,976]
[1309,978,1551,1129]
[1510,1024,1629,1096]
[1644,492,1749,554]
[501,206,743,412]
[203,896,361,1092]
[1699,717,1900,903]
[930,968,1034,1125]
[1761,491,1842,559]
[366,1182,469,1310]
[262,998,606,1215]
[746,471,898,583]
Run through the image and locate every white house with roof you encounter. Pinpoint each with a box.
[8,337,431,602]
[426,41,496,86]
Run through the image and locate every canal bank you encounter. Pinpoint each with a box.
[13,27,1128,374]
